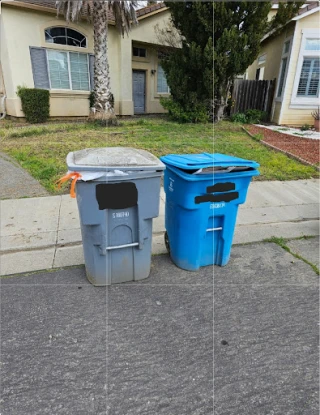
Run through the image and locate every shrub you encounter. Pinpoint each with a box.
[231,110,267,124]
[17,87,50,123]
[230,112,248,123]
[300,124,311,131]
[245,109,268,124]
[160,97,209,123]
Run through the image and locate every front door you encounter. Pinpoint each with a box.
[133,70,146,114]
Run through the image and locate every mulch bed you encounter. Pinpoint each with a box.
[246,125,319,166]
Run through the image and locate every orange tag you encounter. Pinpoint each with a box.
[56,172,82,198]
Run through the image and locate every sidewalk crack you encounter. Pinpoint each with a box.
[52,196,63,268]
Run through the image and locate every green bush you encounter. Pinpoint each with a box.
[245,109,267,124]
[230,113,248,123]
[160,97,209,123]
[300,124,311,131]
[17,87,50,123]
[230,109,268,124]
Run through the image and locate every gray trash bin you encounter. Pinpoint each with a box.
[66,147,165,286]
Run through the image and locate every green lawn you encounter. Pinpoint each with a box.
[0,118,317,193]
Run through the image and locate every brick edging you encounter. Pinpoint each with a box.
[242,126,320,172]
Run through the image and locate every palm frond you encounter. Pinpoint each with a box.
[56,0,88,22]
[109,1,138,36]
[56,0,138,31]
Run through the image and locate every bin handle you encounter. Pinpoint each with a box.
[105,242,139,251]
[207,227,222,232]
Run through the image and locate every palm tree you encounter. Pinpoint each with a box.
[56,0,138,125]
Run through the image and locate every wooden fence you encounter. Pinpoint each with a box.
[231,79,276,118]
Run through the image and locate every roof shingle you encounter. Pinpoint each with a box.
[8,0,167,21]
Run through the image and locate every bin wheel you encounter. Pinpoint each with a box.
[164,231,170,254]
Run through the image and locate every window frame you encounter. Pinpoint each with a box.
[291,29,320,108]
[133,47,147,58]
[45,27,87,48]
[46,49,91,92]
[275,36,293,101]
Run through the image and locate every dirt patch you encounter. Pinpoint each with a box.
[246,125,319,166]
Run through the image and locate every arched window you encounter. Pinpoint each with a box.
[45,27,87,48]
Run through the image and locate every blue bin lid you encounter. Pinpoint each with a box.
[160,153,259,170]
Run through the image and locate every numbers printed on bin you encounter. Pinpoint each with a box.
[112,211,130,219]
[210,202,225,209]
[169,178,174,192]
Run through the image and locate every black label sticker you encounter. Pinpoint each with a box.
[96,182,138,210]
[207,182,235,193]
[195,192,239,204]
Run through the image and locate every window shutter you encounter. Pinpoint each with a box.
[29,47,50,89]
[89,54,94,91]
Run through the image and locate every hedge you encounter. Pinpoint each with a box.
[17,87,50,123]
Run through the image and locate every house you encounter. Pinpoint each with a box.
[0,0,173,119]
[246,2,319,127]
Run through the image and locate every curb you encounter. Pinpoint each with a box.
[242,126,320,172]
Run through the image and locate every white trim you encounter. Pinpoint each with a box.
[86,53,91,91]
[45,49,52,90]
[292,6,320,21]
[289,104,320,110]
[290,30,320,106]
[302,29,320,37]
[67,52,72,90]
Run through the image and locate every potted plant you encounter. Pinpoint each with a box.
[311,107,320,132]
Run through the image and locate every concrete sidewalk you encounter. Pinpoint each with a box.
[0,179,319,276]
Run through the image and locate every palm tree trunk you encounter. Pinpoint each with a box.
[92,0,117,124]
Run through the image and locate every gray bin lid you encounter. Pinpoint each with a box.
[66,147,165,172]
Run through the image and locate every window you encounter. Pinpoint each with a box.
[47,50,90,90]
[47,50,70,89]
[157,65,169,93]
[291,30,320,106]
[276,37,292,99]
[305,39,320,51]
[257,54,266,65]
[133,47,146,58]
[283,40,290,54]
[277,57,288,97]
[297,58,319,96]
[45,27,87,48]
[255,68,260,80]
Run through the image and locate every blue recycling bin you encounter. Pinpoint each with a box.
[160,153,260,270]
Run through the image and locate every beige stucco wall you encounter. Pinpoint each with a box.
[245,14,320,126]
[246,23,295,82]
[115,11,172,115]
[1,5,95,117]
[0,4,171,118]
[279,12,320,126]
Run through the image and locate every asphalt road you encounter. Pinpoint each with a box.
[1,241,319,415]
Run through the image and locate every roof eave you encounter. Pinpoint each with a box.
[262,5,319,42]
[292,6,320,20]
